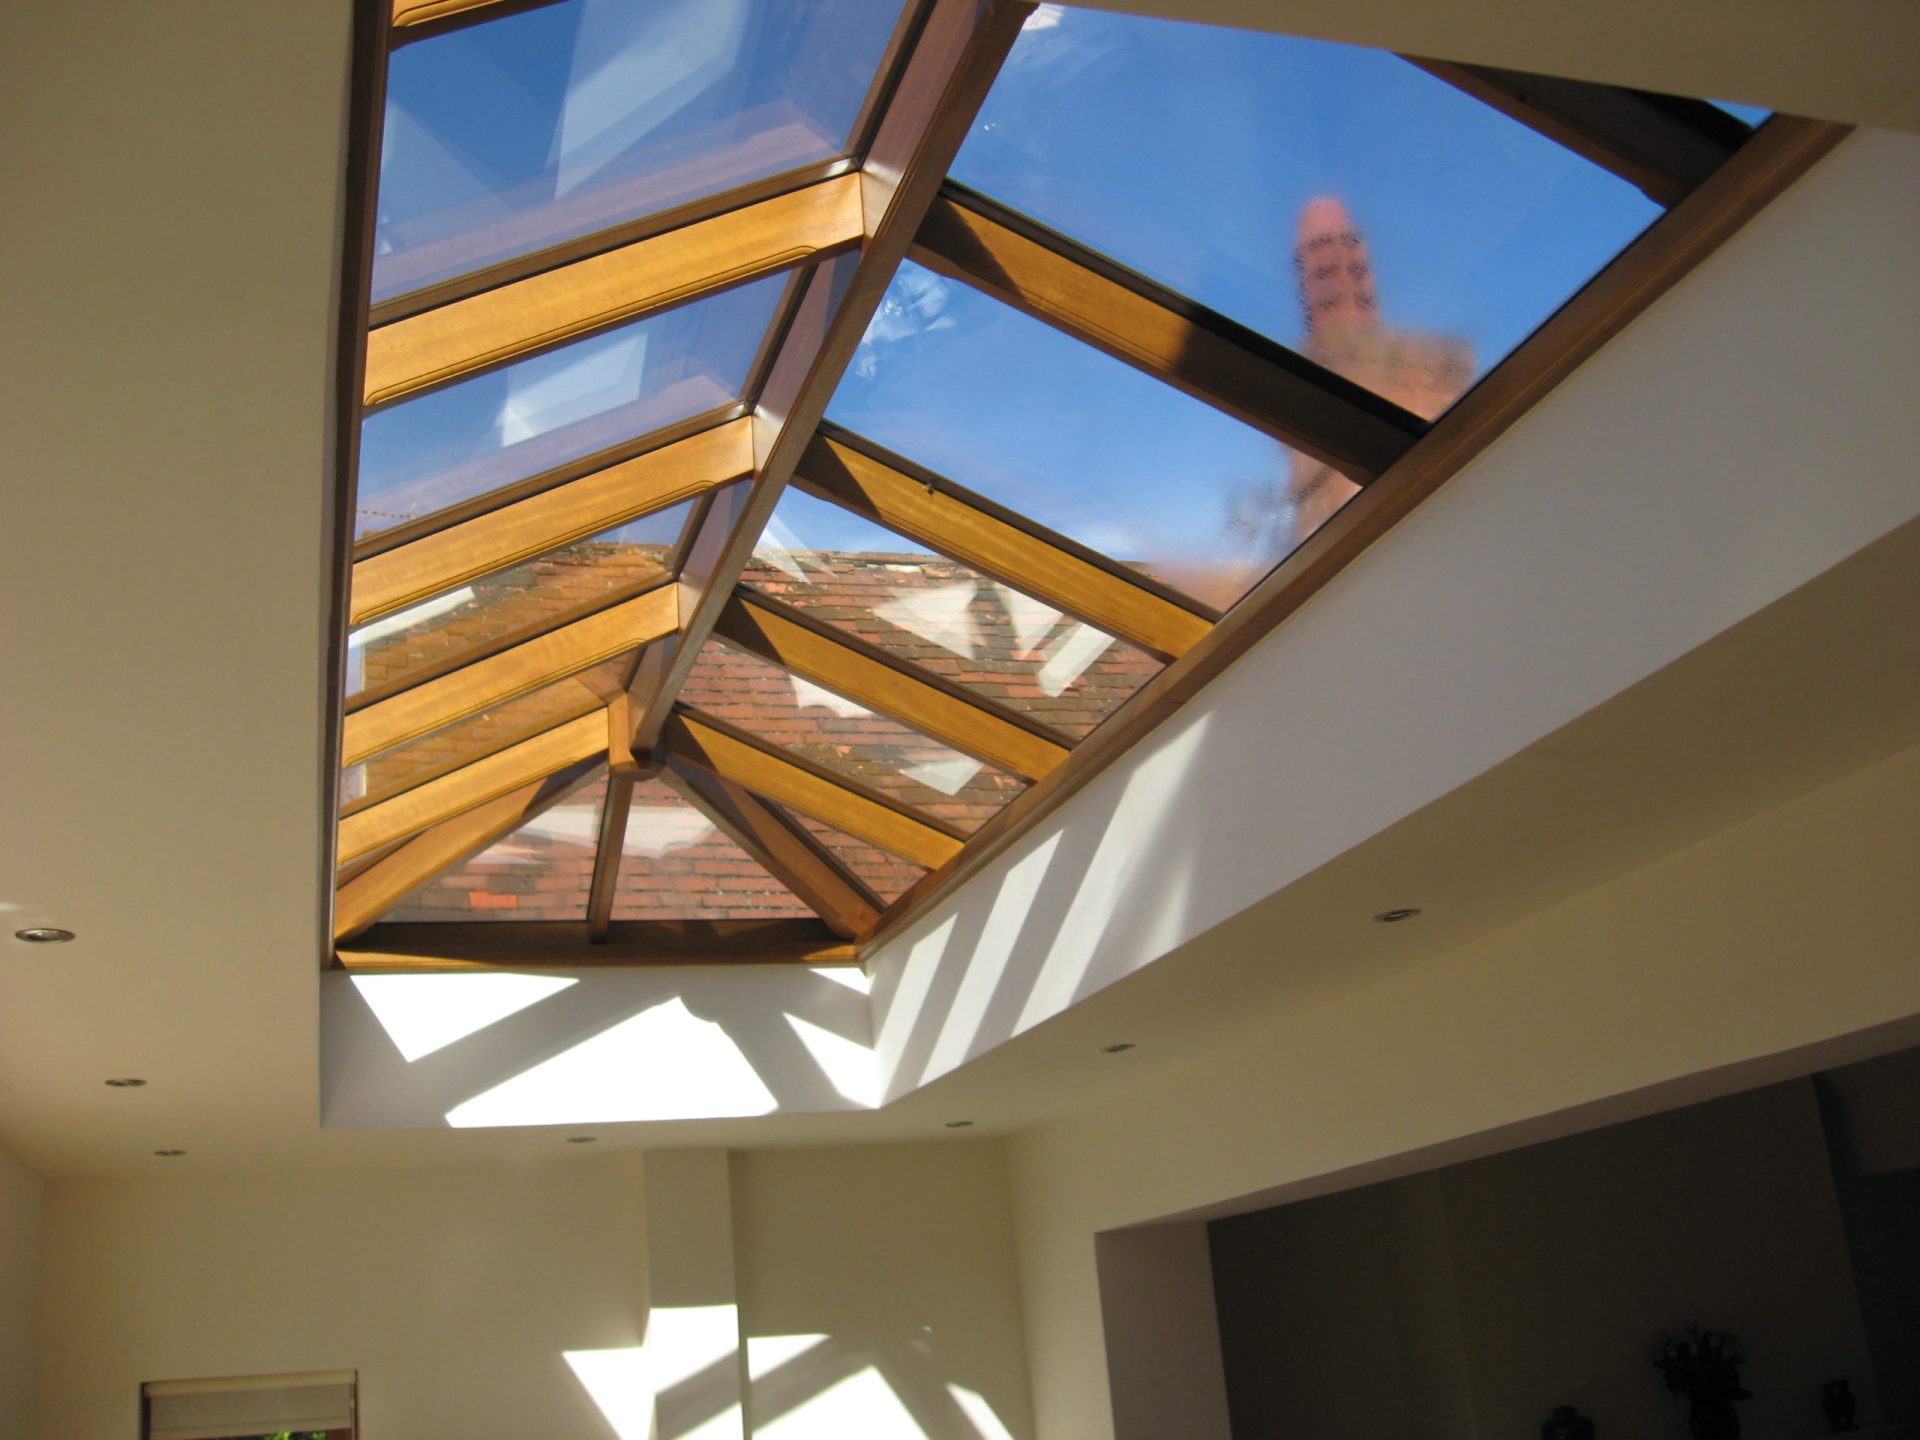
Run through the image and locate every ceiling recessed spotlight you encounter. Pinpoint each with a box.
[1101,1042,1136,1054]
[13,927,75,944]
[944,1120,975,1129]
[565,1135,597,1144]
[1372,907,1423,924]
[152,1149,186,1158]
[104,1077,147,1088]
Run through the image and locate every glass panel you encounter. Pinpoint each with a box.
[357,275,782,539]
[375,0,907,299]
[610,775,814,921]
[678,638,1023,835]
[342,658,630,812]
[748,488,1162,739]
[953,10,1662,405]
[829,261,1351,610]
[785,806,923,908]
[1709,100,1772,127]
[347,502,688,700]
[383,774,610,922]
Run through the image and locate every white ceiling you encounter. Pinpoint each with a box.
[0,0,1914,1179]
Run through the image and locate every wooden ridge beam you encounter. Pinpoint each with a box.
[343,586,677,767]
[1406,59,1746,208]
[339,917,859,971]
[794,430,1210,661]
[626,0,1037,753]
[661,708,964,870]
[339,709,607,862]
[333,759,602,941]
[364,176,864,408]
[351,419,752,627]
[912,189,1424,483]
[715,590,1068,782]
[664,759,883,940]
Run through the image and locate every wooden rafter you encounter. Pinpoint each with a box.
[339,709,607,863]
[912,188,1425,484]
[334,759,602,941]
[583,772,637,942]
[661,708,964,870]
[714,590,1068,782]
[794,429,1210,661]
[1406,59,1746,208]
[626,0,1037,754]
[339,918,859,971]
[364,177,865,408]
[351,419,751,627]
[663,759,883,940]
[858,115,1854,952]
[388,0,511,30]
[343,586,677,767]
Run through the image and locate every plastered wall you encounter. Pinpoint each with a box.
[0,1142,44,1431]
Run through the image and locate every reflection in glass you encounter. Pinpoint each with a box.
[747,488,1161,738]
[347,503,688,699]
[342,658,630,811]
[830,262,1353,610]
[385,774,610,922]
[955,8,1661,399]
[610,775,814,921]
[677,639,1022,835]
[376,0,906,299]
[358,275,782,538]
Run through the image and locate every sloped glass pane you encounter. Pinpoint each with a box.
[384,774,610,922]
[375,0,907,299]
[784,806,922,908]
[611,775,814,921]
[679,638,1023,835]
[342,658,631,812]
[358,275,782,538]
[953,10,1661,408]
[829,261,1349,610]
[347,502,687,699]
[1709,100,1772,127]
[747,487,1161,739]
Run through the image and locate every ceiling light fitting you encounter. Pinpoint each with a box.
[152,1149,186,1158]
[105,1077,147,1088]
[565,1135,597,1144]
[1372,907,1423,923]
[1101,1042,1136,1054]
[13,927,75,944]
[944,1120,975,1129]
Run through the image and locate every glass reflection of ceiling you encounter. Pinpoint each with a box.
[829,260,1348,610]
[386,773,611,922]
[376,0,909,300]
[749,487,1163,738]
[953,8,1662,399]
[610,775,816,922]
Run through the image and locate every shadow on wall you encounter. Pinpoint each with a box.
[322,964,879,1127]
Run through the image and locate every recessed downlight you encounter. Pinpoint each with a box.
[565,1135,598,1145]
[944,1120,975,1129]
[104,1077,147,1088]
[152,1149,186,1158]
[1372,907,1423,924]
[1101,1042,1136,1054]
[13,927,75,944]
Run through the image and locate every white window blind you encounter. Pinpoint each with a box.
[143,1371,355,1440]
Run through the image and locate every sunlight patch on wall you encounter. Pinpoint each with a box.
[567,1304,745,1440]
[446,997,777,1126]
[755,1364,924,1440]
[351,972,576,1062]
[784,1012,880,1108]
[947,1382,1018,1440]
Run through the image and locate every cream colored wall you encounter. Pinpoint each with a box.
[33,1157,649,1439]
[1006,740,1920,1439]
[0,1142,45,1431]
[732,1141,1035,1440]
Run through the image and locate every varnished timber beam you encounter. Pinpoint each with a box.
[339,709,607,862]
[794,429,1210,661]
[333,759,602,941]
[664,759,883,940]
[627,0,1037,752]
[858,116,1854,955]
[351,419,752,627]
[584,772,636,942]
[339,918,859,971]
[662,709,964,870]
[364,177,864,408]
[1407,59,1746,208]
[343,586,677,767]
[912,188,1424,484]
[715,590,1067,781]
[389,0,512,29]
